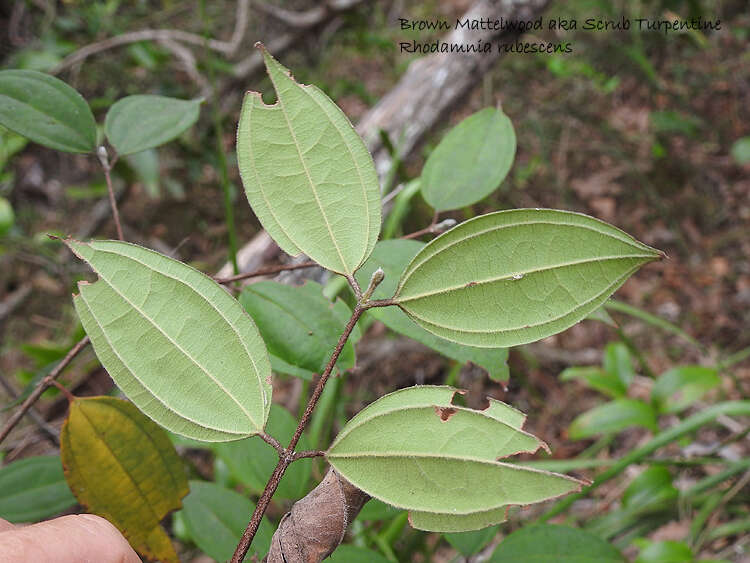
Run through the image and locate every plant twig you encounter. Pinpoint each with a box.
[52,0,251,75]
[259,432,284,456]
[401,217,456,240]
[292,449,326,461]
[97,147,124,241]
[213,261,317,284]
[231,305,364,563]
[0,336,89,446]
[0,371,58,446]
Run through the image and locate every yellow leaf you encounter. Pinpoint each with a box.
[61,396,188,562]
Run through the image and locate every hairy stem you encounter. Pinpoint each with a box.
[0,336,90,445]
[231,305,364,563]
[97,147,124,241]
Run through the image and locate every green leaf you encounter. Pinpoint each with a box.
[731,136,750,165]
[61,396,189,563]
[560,367,627,398]
[0,70,96,153]
[622,466,678,512]
[569,399,658,439]
[0,197,14,237]
[394,209,661,348]
[67,239,272,441]
[651,366,720,414]
[445,526,499,557]
[236,45,381,275]
[179,481,272,561]
[635,540,694,563]
[104,95,201,155]
[357,239,509,380]
[0,456,76,522]
[421,108,516,211]
[215,404,312,500]
[603,342,635,389]
[489,524,624,562]
[327,386,582,532]
[124,149,160,198]
[239,281,357,380]
[327,545,392,563]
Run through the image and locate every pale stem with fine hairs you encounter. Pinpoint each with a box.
[97,146,124,241]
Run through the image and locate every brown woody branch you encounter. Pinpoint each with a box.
[231,304,365,563]
[0,336,89,446]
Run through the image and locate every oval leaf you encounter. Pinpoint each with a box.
[104,95,201,155]
[0,455,76,523]
[237,45,381,275]
[61,396,189,563]
[239,281,357,380]
[179,481,272,561]
[651,366,720,414]
[444,526,499,557]
[357,239,509,380]
[395,209,661,347]
[635,541,694,563]
[421,108,516,211]
[0,70,96,153]
[67,239,272,441]
[214,404,312,500]
[569,399,658,439]
[327,386,583,532]
[489,524,624,562]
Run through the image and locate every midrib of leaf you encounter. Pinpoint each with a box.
[398,217,653,292]
[331,455,580,513]
[401,264,642,334]
[0,90,87,147]
[329,405,541,449]
[78,292,249,436]
[90,244,268,419]
[74,404,163,528]
[397,254,655,303]
[267,73,350,275]
[306,86,374,267]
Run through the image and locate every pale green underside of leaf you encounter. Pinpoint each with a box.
[357,239,509,380]
[104,95,201,156]
[395,209,661,347]
[410,506,507,533]
[421,107,516,212]
[69,240,272,442]
[0,69,96,153]
[327,386,581,531]
[236,47,380,275]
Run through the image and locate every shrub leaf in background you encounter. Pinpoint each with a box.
[179,480,272,561]
[237,44,381,275]
[0,455,76,522]
[489,524,624,562]
[327,386,583,532]
[67,239,272,441]
[214,404,312,500]
[651,366,720,414]
[569,399,658,439]
[104,95,201,155]
[0,70,96,153]
[239,281,359,380]
[394,209,661,347]
[444,525,500,557]
[421,107,516,211]
[357,239,509,380]
[60,397,189,563]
